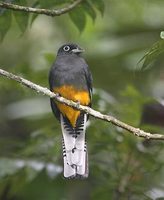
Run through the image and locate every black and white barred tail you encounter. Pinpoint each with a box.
[60,113,88,179]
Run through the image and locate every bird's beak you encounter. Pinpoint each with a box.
[72,47,85,53]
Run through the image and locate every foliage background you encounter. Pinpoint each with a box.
[0,0,164,199]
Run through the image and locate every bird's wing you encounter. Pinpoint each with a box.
[83,65,93,106]
[50,98,60,121]
[49,66,60,121]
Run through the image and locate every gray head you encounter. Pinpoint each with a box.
[57,43,84,56]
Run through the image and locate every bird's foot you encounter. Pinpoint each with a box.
[76,100,81,108]
[55,93,61,97]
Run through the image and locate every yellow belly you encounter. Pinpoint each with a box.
[53,85,90,127]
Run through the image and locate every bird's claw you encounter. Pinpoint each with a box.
[76,100,80,108]
[55,93,61,97]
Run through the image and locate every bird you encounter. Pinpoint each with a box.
[49,43,92,179]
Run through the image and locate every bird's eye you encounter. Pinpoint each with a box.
[63,46,70,51]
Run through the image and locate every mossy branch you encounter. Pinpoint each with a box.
[0,0,83,16]
[0,68,164,141]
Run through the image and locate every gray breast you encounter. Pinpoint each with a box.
[50,54,88,90]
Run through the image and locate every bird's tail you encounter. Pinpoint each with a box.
[60,114,88,179]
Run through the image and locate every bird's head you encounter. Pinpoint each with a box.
[57,43,84,56]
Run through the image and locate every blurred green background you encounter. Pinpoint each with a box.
[0,0,164,199]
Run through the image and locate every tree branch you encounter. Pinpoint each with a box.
[0,0,83,17]
[0,68,164,141]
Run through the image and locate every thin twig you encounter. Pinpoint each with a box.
[0,0,83,16]
[0,68,164,140]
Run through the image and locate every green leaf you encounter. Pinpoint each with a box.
[69,6,86,32]
[82,0,96,21]
[13,0,29,33]
[39,0,56,8]
[138,39,164,70]
[39,0,69,8]
[0,9,11,41]
[91,0,105,16]
[29,1,40,27]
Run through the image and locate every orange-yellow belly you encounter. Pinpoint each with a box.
[53,85,90,127]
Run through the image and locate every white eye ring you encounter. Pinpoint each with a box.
[63,45,70,51]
